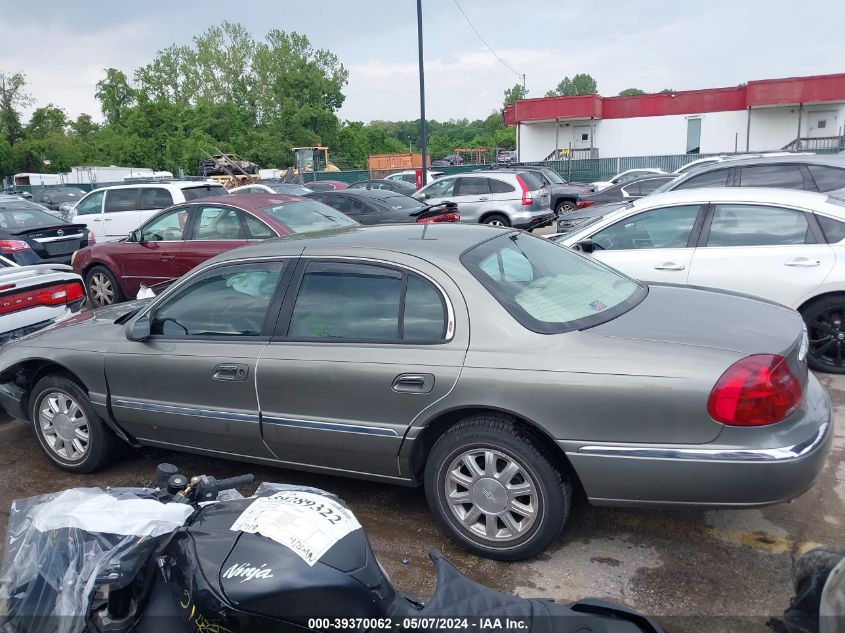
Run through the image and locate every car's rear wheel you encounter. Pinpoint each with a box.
[85,265,124,307]
[482,214,510,227]
[555,200,576,215]
[424,415,571,561]
[29,374,116,473]
[793,546,845,593]
[801,295,845,373]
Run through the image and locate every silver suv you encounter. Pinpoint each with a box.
[413,170,553,229]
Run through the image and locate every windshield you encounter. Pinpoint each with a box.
[269,184,311,195]
[540,169,565,184]
[0,204,65,229]
[258,200,357,233]
[183,185,228,200]
[462,233,646,334]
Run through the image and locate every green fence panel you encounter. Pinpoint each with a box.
[311,170,369,184]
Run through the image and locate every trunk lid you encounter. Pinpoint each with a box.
[10,224,90,261]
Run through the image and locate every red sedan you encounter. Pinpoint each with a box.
[71,193,357,306]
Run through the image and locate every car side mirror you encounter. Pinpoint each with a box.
[576,239,595,254]
[125,315,151,342]
[130,229,144,243]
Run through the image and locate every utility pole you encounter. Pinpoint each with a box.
[522,73,526,93]
[417,0,428,187]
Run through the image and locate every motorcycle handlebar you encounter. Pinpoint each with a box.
[216,474,255,491]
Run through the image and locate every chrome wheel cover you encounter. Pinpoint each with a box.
[444,448,539,542]
[89,272,114,306]
[486,219,506,226]
[39,391,90,462]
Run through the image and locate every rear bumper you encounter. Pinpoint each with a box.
[513,212,556,230]
[565,373,833,507]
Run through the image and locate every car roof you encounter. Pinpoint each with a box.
[211,223,510,262]
[682,153,845,172]
[90,181,225,192]
[630,186,841,211]
[312,189,410,199]
[187,192,302,210]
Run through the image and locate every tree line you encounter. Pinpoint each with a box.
[503,72,675,104]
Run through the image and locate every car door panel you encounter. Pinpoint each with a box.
[178,205,252,275]
[256,255,468,478]
[451,177,492,222]
[103,188,143,241]
[118,207,189,296]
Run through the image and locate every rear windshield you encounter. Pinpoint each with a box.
[516,171,544,191]
[269,184,311,195]
[461,233,646,334]
[376,195,427,211]
[0,205,63,230]
[182,185,228,201]
[258,200,358,234]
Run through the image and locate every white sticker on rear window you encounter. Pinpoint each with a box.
[230,491,361,566]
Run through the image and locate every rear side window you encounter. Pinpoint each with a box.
[456,177,489,196]
[243,214,275,238]
[706,204,809,247]
[808,165,845,192]
[140,188,174,210]
[191,206,246,240]
[104,188,140,213]
[516,171,544,191]
[674,169,729,190]
[489,179,515,194]
[816,215,845,244]
[287,262,446,342]
[182,185,227,201]
[738,165,804,189]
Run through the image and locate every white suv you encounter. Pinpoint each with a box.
[69,181,228,242]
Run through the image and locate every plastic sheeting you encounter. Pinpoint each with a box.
[0,487,193,633]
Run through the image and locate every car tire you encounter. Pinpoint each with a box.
[793,546,845,593]
[424,415,571,561]
[482,214,511,227]
[555,200,576,215]
[800,295,845,373]
[29,374,117,474]
[85,265,124,307]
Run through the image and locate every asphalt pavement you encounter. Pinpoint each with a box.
[0,373,842,633]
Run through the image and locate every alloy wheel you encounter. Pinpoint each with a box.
[38,391,90,462]
[444,448,539,542]
[89,272,114,306]
[807,305,845,369]
[486,219,506,227]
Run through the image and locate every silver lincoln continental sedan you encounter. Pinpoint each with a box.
[0,224,832,560]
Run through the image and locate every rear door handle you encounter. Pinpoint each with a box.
[104,218,113,222]
[785,258,820,267]
[478,197,489,201]
[392,373,435,394]
[653,262,685,271]
[213,363,249,382]
[160,255,176,261]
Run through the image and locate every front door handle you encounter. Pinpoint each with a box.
[160,255,176,261]
[478,197,489,201]
[213,363,249,382]
[392,373,435,394]
[654,262,685,271]
[785,258,821,267]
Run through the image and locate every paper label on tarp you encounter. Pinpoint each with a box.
[230,491,361,566]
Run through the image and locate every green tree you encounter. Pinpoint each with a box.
[503,83,527,105]
[545,73,598,97]
[26,105,67,139]
[0,71,33,145]
[659,88,675,94]
[95,68,136,126]
[618,88,646,97]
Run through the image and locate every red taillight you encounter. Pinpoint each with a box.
[707,354,802,426]
[0,240,31,254]
[0,282,86,316]
[515,175,533,206]
[417,212,461,223]
[576,200,594,209]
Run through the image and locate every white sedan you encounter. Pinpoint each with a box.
[590,168,667,191]
[558,187,845,373]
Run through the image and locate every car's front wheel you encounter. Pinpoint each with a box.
[29,374,117,473]
[85,265,124,307]
[801,294,845,373]
[424,415,571,561]
[555,200,576,215]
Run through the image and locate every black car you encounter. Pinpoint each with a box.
[1,188,32,200]
[348,179,417,194]
[577,175,676,206]
[29,187,86,211]
[0,199,93,265]
[305,189,459,225]
[488,165,594,215]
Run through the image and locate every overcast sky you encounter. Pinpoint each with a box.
[2,0,844,125]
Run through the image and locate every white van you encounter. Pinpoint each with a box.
[71,181,228,241]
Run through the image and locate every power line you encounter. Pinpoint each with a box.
[453,0,524,82]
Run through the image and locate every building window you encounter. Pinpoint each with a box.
[581,133,589,141]
[818,120,827,129]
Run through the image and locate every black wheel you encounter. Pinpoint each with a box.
[482,214,511,227]
[85,265,124,307]
[424,415,571,561]
[801,295,845,373]
[794,546,845,592]
[555,200,576,215]
[29,374,117,473]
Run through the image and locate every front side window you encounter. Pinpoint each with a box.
[75,190,104,216]
[706,204,810,247]
[739,165,804,189]
[258,200,357,234]
[104,188,140,213]
[140,188,174,210]
[191,206,246,240]
[591,205,701,250]
[141,208,189,242]
[151,262,284,337]
[462,233,645,334]
[421,177,456,198]
[674,168,730,190]
[287,262,447,342]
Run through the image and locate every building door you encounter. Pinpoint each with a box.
[686,118,702,154]
[807,111,837,138]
